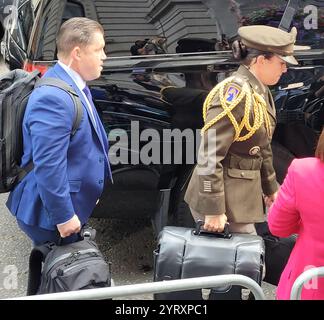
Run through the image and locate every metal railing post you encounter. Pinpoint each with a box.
[6,274,265,300]
[290,267,324,300]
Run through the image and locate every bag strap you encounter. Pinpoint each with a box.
[34,77,83,136]
[17,77,84,184]
[26,242,55,295]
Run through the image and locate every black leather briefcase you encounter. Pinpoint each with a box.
[153,222,265,300]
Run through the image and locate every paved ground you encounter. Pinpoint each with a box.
[0,193,276,300]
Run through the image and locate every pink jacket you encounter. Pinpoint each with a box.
[268,158,324,300]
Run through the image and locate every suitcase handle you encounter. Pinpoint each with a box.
[194,220,232,239]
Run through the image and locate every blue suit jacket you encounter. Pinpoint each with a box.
[6,63,112,230]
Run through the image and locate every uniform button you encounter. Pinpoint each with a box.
[99,179,104,184]
[240,172,245,177]
[99,157,104,163]
[249,146,261,155]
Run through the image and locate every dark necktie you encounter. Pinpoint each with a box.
[82,85,97,127]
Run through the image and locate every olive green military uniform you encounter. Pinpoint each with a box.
[184,25,299,224]
[185,65,277,223]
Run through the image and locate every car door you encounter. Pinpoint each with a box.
[25,0,87,73]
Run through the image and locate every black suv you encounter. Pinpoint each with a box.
[1,0,324,232]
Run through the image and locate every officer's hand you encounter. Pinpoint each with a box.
[264,192,278,208]
[204,214,227,233]
[57,214,81,238]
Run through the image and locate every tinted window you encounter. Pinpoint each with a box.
[295,0,323,48]
[30,0,85,60]
[62,1,85,23]
[96,0,221,56]
[29,0,323,60]
[202,0,323,48]
[5,0,35,52]
[96,0,323,56]
[19,0,35,41]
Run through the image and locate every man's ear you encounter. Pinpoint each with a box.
[71,47,81,60]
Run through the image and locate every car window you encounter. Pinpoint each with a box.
[62,1,85,23]
[30,0,85,61]
[202,0,323,49]
[19,0,35,41]
[4,0,34,52]
[28,0,323,61]
[95,0,323,56]
[296,0,323,49]
[97,0,221,56]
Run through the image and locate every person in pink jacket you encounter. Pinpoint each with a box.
[268,129,324,300]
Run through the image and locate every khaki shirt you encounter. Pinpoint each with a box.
[185,65,278,223]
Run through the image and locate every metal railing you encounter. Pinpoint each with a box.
[6,274,265,300]
[290,267,324,300]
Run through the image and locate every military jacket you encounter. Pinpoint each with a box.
[185,65,279,223]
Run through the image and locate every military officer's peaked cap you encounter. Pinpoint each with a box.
[238,25,299,65]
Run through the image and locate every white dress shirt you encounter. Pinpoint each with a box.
[58,61,97,127]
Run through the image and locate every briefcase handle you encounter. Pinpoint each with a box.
[194,220,232,239]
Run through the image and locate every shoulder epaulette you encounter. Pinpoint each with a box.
[201,76,270,141]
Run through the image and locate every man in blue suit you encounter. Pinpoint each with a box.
[6,17,112,245]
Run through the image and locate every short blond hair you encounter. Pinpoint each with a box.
[56,17,104,57]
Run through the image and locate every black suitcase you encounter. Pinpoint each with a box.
[153,222,265,300]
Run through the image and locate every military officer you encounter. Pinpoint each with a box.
[184,25,299,234]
